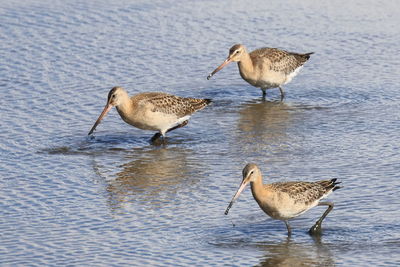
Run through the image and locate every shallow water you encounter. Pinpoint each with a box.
[1,0,400,266]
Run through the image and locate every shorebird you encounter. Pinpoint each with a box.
[225,163,341,236]
[88,86,211,142]
[207,44,313,100]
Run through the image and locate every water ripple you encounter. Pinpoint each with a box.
[1,0,400,266]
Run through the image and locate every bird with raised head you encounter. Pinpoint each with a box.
[208,44,313,100]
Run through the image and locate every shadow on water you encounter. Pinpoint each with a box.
[38,131,194,156]
[39,133,149,155]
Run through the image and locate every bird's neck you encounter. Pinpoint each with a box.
[238,53,255,77]
[250,175,266,201]
[115,96,134,119]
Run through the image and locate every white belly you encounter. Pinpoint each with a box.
[118,107,191,135]
[284,66,303,85]
[244,66,304,89]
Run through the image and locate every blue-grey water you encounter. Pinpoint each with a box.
[1,0,399,266]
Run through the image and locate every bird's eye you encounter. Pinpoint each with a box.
[249,170,254,175]
[236,50,240,54]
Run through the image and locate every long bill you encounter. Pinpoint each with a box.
[207,57,232,80]
[224,180,249,215]
[88,103,113,135]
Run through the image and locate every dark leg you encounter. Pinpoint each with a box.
[166,120,189,134]
[309,202,334,235]
[284,220,292,236]
[150,132,162,143]
[150,120,189,144]
[278,86,285,101]
[261,88,267,99]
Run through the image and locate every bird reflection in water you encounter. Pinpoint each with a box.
[256,236,334,267]
[236,99,295,154]
[93,147,199,212]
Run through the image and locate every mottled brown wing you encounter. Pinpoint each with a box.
[143,93,211,118]
[268,181,330,205]
[250,47,312,74]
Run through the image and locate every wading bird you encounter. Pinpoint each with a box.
[207,44,313,100]
[225,163,340,236]
[88,86,211,142]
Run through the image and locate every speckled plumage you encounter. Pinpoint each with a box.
[250,47,312,74]
[266,179,340,206]
[226,163,340,235]
[89,87,211,141]
[136,93,211,117]
[208,44,313,100]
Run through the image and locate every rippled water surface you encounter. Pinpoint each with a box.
[1,0,400,266]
